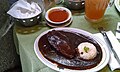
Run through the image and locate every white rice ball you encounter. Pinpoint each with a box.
[77,42,97,60]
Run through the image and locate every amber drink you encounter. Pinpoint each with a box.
[85,0,110,23]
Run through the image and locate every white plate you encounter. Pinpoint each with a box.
[115,0,120,12]
[34,28,110,72]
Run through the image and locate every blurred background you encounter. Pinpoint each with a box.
[0,0,22,72]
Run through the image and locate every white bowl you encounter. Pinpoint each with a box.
[34,27,110,72]
[45,7,72,25]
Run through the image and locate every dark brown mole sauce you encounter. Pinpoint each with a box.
[38,30,102,70]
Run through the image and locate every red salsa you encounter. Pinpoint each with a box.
[48,9,69,22]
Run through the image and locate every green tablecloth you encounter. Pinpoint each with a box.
[15,4,120,72]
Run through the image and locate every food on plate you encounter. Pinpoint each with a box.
[77,42,97,60]
[47,30,75,58]
[38,30,102,70]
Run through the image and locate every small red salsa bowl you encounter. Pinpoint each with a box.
[45,7,72,25]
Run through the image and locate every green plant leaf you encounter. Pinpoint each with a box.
[84,46,89,53]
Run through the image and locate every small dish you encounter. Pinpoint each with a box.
[46,18,73,27]
[115,0,120,12]
[34,28,110,72]
[8,1,43,27]
[45,7,72,25]
[64,0,85,10]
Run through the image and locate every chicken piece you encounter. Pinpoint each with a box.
[47,30,75,58]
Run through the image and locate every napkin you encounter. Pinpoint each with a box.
[7,0,42,19]
[116,22,120,39]
[94,31,120,71]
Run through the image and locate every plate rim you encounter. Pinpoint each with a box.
[46,17,73,28]
[34,27,110,72]
[115,0,120,12]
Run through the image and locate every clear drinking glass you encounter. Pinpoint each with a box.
[85,0,114,23]
[44,0,56,10]
[34,0,45,11]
